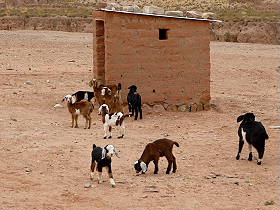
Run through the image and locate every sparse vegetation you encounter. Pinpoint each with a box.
[264,200,275,206]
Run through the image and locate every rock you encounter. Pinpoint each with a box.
[106,3,122,11]
[122,5,141,13]
[202,12,216,19]
[163,103,169,110]
[25,168,32,172]
[197,103,204,111]
[84,183,92,188]
[142,104,152,114]
[167,104,177,112]
[10,118,17,122]
[162,133,169,137]
[153,104,165,113]
[54,104,63,108]
[141,195,148,199]
[178,104,187,112]
[165,11,184,17]
[190,103,198,112]
[24,81,33,85]
[143,6,164,15]
[6,68,14,70]
[46,80,51,83]
[185,11,202,18]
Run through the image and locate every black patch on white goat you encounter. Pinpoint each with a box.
[72,91,95,102]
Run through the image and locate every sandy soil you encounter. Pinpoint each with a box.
[0,30,279,210]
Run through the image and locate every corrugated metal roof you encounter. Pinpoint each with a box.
[98,8,222,23]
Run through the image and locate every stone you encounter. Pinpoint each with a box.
[54,104,63,108]
[84,183,92,188]
[153,104,165,113]
[106,3,122,11]
[122,5,141,13]
[24,81,33,85]
[143,6,164,15]
[178,104,187,112]
[197,103,204,111]
[185,11,202,18]
[167,104,178,112]
[165,11,184,17]
[202,12,217,19]
[163,103,169,110]
[142,104,152,114]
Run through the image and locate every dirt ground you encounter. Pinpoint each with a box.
[0,30,279,210]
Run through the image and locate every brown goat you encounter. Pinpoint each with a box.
[62,95,94,129]
[89,79,124,113]
[134,138,179,174]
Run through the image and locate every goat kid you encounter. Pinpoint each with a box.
[90,144,119,187]
[134,138,179,174]
[62,95,93,129]
[127,85,142,120]
[236,112,269,165]
[98,104,129,139]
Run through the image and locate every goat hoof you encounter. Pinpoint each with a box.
[166,171,170,174]
[248,157,253,161]
[103,136,107,139]
[236,155,240,160]
[108,136,112,139]
[154,172,158,174]
[257,161,262,165]
[117,135,124,139]
[112,184,116,188]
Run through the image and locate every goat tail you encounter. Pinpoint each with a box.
[173,141,179,147]
[93,144,97,150]
[123,114,131,119]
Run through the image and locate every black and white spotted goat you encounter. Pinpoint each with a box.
[72,91,95,102]
[127,85,142,120]
[236,112,269,165]
[90,144,119,187]
[98,104,129,139]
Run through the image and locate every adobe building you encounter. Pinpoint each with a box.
[92,9,220,111]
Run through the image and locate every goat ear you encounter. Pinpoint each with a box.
[237,115,244,123]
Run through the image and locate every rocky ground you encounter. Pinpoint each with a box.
[0,30,279,209]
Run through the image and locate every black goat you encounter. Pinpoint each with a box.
[72,91,95,102]
[236,113,269,165]
[127,85,142,120]
[90,144,119,187]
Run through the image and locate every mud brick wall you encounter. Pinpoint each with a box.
[93,11,211,108]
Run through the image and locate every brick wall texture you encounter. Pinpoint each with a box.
[93,11,211,108]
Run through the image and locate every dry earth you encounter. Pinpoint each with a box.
[0,30,279,209]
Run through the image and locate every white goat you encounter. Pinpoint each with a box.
[98,104,129,139]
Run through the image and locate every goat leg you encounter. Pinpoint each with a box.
[106,165,116,188]
[153,159,159,174]
[236,138,244,160]
[248,144,253,161]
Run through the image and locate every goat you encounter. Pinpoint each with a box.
[236,112,269,165]
[90,144,119,188]
[89,79,123,113]
[134,138,179,174]
[72,91,95,103]
[98,104,129,139]
[62,95,93,129]
[89,79,104,106]
[100,83,124,113]
[127,85,142,120]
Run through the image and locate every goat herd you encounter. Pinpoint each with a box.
[61,79,269,188]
